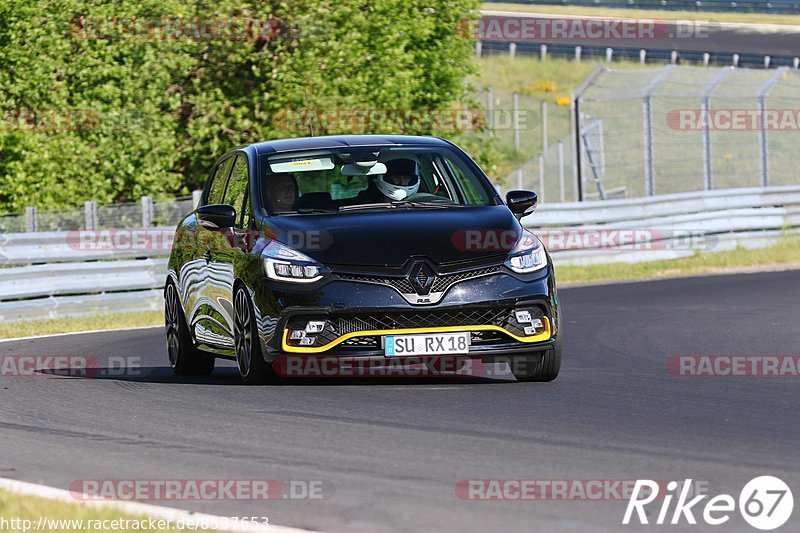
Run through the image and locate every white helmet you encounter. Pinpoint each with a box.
[375,159,420,201]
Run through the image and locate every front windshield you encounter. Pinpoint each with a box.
[258,146,496,215]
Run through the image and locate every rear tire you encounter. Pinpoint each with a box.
[512,338,562,382]
[233,285,273,385]
[165,282,215,376]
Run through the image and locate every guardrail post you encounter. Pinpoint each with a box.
[703,53,710,66]
[84,201,97,231]
[605,48,613,63]
[732,53,740,67]
[670,51,678,64]
[639,49,646,64]
[475,41,482,57]
[574,46,581,62]
[513,92,520,152]
[540,44,547,61]
[794,57,799,69]
[515,169,523,189]
[509,42,516,58]
[192,190,203,209]
[25,206,37,232]
[141,196,154,228]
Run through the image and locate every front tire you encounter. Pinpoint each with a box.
[165,282,215,376]
[512,338,562,382]
[233,285,273,385]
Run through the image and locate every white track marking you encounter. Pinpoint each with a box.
[0,477,318,533]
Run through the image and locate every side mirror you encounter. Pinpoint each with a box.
[197,204,236,229]
[506,190,538,220]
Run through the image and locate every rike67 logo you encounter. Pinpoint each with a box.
[623,477,794,530]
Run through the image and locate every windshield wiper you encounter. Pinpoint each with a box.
[275,208,338,215]
[392,200,454,208]
[338,201,452,212]
[337,203,394,211]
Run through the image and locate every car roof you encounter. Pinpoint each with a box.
[249,134,452,156]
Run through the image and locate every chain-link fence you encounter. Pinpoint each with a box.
[0,193,199,232]
[574,64,800,200]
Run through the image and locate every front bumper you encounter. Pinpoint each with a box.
[254,265,559,362]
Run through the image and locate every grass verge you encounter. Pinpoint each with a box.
[0,489,219,532]
[0,310,161,340]
[483,2,800,25]
[555,237,800,285]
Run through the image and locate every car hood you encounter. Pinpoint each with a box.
[262,206,522,268]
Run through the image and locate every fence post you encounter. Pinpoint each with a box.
[513,92,520,152]
[571,65,608,202]
[25,207,37,232]
[486,87,494,132]
[642,65,675,196]
[84,201,97,231]
[701,67,734,190]
[757,67,788,187]
[141,196,154,228]
[538,155,545,202]
[541,100,548,156]
[557,141,565,203]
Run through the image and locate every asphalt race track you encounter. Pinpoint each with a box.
[1,270,799,532]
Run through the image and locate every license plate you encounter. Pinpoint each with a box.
[384,332,470,357]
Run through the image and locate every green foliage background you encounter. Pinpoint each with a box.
[0,0,486,212]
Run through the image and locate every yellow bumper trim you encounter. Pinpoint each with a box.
[281,317,551,354]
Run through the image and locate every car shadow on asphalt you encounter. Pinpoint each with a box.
[67,365,516,386]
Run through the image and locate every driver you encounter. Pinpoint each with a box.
[374,159,420,201]
[266,173,298,213]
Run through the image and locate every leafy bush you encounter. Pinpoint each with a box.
[0,0,482,212]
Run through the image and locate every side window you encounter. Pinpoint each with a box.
[206,157,234,205]
[225,155,249,227]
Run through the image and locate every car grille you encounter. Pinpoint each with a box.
[337,266,501,295]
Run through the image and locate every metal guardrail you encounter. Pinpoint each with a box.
[526,185,800,264]
[1,186,799,321]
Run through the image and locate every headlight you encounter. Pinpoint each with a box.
[262,241,329,283]
[504,230,548,273]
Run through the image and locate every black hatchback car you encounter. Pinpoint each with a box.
[165,135,561,384]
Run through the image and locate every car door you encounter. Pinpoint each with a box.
[202,153,252,350]
[189,155,235,350]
